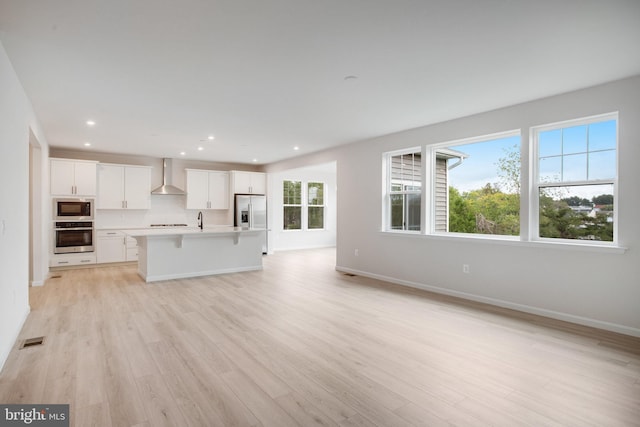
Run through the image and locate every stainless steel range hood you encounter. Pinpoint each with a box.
[151,158,185,195]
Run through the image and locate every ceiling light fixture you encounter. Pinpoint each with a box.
[208,135,215,140]
[86,120,95,126]
[293,146,300,151]
[180,151,186,156]
[197,146,204,151]
[252,158,257,163]
[84,142,91,147]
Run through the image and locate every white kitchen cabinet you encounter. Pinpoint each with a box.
[97,164,151,209]
[232,171,266,194]
[50,159,97,196]
[49,253,96,267]
[96,230,138,263]
[126,236,138,261]
[96,230,126,263]
[185,169,229,210]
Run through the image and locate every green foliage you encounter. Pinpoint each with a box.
[563,196,591,207]
[496,144,520,193]
[592,194,614,205]
[448,184,520,235]
[539,196,613,241]
[448,187,475,233]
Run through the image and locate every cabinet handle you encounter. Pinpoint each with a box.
[107,232,117,235]
[58,261,69,264]
[80,260,91,263]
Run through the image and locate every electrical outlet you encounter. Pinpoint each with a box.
[354,249,359,256]
[463,264,470,274]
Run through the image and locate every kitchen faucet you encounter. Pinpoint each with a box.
[197,211,203,230]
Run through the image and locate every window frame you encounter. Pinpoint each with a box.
[283,179,302,231]
[307,181,325,230]
[530,112,618,245]
[427,129,522,238]
[383,147,423,233]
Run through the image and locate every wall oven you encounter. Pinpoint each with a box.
[53,198,94,220]
[53,221,94,254]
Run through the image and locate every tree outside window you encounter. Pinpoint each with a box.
[283,180,301,230]
[308,182,324,229]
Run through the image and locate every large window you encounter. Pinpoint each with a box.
[434,132,521,236]
[283,180,302,230]
[533,114,617,242]
[386,149,421,231]
[308,182,325,229]
[382,112,619,247]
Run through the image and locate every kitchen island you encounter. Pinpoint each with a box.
[126,226,264,282]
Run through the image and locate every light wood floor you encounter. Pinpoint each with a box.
[1,248,639,427]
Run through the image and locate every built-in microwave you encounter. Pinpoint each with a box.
[53,198,94,220]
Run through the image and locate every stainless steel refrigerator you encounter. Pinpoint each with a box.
[234,194,267,254]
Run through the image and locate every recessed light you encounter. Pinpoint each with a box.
[252,158,257,163]
[84,142,91,147]
[197,146,204,151]
[86,120,95,126]
[180,151,186,156]
[208,135,215,140]
[293,146,300,151]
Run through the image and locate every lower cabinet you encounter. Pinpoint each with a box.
[50,253,96,267]
[126,236,138,261]
[97,230,138,263]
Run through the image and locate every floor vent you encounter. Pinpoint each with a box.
[20,336,45,349]
[50,275,62,279]
[343,273,356,277]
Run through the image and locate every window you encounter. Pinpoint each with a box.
[283,180,327,231]
[533,114,617,242]
[283,180,302,230]
[385,149,421,231]
[308,182,325,229]
[433,132,521,236]
[383,113,619,248]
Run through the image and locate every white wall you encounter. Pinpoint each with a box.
[0,41,49,369]
[267,162,337,251]
[332,75,640,336]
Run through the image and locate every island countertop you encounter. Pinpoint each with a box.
[124,226,266,237]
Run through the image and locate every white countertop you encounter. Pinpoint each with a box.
[125,226,265,237]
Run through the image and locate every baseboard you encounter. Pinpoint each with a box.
[0,304,30,373]
[335,265,640,338]
[30,280,44,287]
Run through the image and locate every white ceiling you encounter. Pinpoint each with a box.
[1,0,639,165]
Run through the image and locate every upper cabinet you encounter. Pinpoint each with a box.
[232,171,266,194]
[50,159,98,196]
[97,164,151,209]
[185,169,229,210]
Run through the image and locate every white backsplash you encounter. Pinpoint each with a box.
[95,195,232,228]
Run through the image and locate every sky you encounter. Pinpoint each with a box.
[446,135,519,193]
[445,120,616,201]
